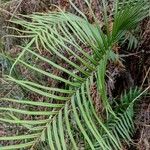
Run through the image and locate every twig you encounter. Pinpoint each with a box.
[0,8,20,20]
[141,67,150,88]
[120,51,141,57]
[10,0,23,20]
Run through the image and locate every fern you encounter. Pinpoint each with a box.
[0,0,149,149]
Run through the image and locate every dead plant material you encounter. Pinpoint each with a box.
[132,98,150,150]
[90,83,104,117]
[59,0,70,11]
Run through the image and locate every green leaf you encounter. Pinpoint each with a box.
[1,0,149,149]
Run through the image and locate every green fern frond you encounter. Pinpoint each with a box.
[0,0,149,149]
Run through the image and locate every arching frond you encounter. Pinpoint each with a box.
[0,0,149,149]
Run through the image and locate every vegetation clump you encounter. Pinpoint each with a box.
[0,0,149,149]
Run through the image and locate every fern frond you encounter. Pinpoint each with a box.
[0,0,149,149]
